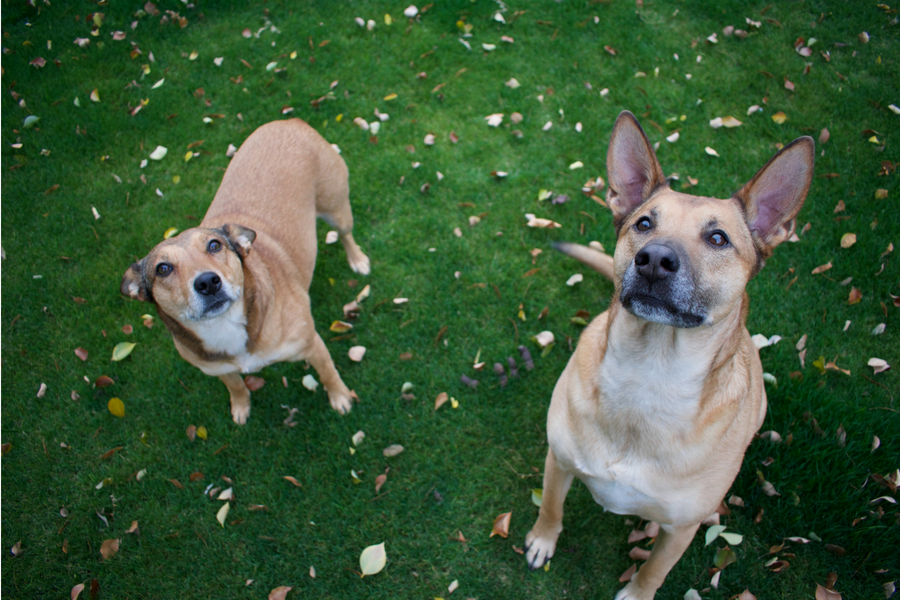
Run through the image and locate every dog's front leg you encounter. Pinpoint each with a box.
[303,332,353,414]
[524,447,574,569]
[219,372,251,425]
[615,522,701,600]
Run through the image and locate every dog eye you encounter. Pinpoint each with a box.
[208,240,222,253]
[635,217,653,232]
[708,231,729,247]
[156,263,173,276]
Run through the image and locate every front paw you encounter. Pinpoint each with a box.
[524,528,559,570]
[231,402,251,425]
[328,390,353,415]
[348,252,370,276]
[614,579,655,600]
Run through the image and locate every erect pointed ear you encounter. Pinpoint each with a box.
[220,224,257,259]
[120,258,150,302]
[605,111,668,227]
[734,136,814,258]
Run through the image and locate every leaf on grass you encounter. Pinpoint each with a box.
[99,539,119,560]
[383,444,404,457]
[840,233,856,248]
[531,488,543,507]
[705,147,720,157]
[874,189,888,199]
[244,376,266,391]
[186,425,197,441]
[149,146,167,160]
[848,287,862,305]
[99,446,122,460]
[111,342,136,361]
[435,392,449,410]
[715,546,737,569]
[359,542,387,576]
[535,331,555,348]
[490,512,511,538]
[268,587,292,600]
[375,473,387,493]
[216,502,230,527]
[772,111,787,124]
[868,358,890,374]
[705,525,728,546]
[815,584,842,600]
[71,583,85,600]
[330,320,353,333]
[125,521,139,535]
[283,476,303,487]
[107,398,125,418]
[352,430,365,446]
[618,563,637,582]
[197,426,207,440]
[75,347,89,361]
[566,273,583,286]
[348,346,366,362]
[819,128,830,144]
[811,261,832,274]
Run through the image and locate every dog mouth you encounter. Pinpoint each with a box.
[621,292,705,328]
[200,296,232,318]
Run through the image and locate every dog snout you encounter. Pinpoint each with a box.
[634,243,680,283]
[193,272,222,296]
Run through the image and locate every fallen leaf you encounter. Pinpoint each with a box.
[90,89,100,103]
[330,320,353,332]
[535,331,555,348]
[816,584,842,600]
[566,273,583,286]
[283,476,303,487]
[848,287,862,304]
[722,116,743,127]
[99,539,119,560]
[435,392,449,410]
[819,128,830,144]
[359,542,387,576]
[375,473,387,493]
[840,233,857,248]
[75,347,89,361]
[485,113,504,127]
[268,587,292,600]
[868,358,890,374]
[186,425,197,441]
[107,397,125,418]
[111,342,136,361]
[125,521,139,535]
[811,261,833,275]
[772,111,787,124]
[348,346,367,362]
[244,376,266,391]
[705,147,720,157]
[875,189,888,199]
[71,583,85,600]
[490,512,511,538]
[383,444,404,457]
[216,502,230,527]
[149,146,167,160]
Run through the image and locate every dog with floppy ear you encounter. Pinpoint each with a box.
[121,119,370,424]
[524,111,813,599]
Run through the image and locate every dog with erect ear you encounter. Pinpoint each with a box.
[524,110,813,599]
[121,119,370,424]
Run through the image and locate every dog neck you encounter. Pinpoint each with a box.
[597,296,748,440]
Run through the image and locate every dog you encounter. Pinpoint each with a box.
[121,119,370,424]
[524,111,813,599]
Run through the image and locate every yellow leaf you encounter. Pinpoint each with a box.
[383,93,398,101]
[90,89,100,102]
[531,488,543,506]
[336,113,343,122]
[771,111,787,124]
[840,233,856,248]
[875,189,888,199]
[330,320,353,333]
[813,356,826,374]
[290,51,297,59]
[184,151,193,162]
[197,426,208,440]
[869,135,881,144]
[359,542,387,576]
[450,397,459,408]
[164,227,179,239]
[384,14,393,25]
[216,502,230,527]
[189,51,198,61]
[171,175,180,184]
[108,397,125,418]
[111,342,136,361]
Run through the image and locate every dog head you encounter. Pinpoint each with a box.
[605,111,813,328]
[120,224,256,322]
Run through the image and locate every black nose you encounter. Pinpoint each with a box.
[193,272,222,295]
[634,243,680,283]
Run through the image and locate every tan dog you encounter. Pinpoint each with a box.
[121,119,370,424]
[524,111,813,599]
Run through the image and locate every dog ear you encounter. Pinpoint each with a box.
[120,258,150,302]
[220,224,257,259]
[606,111,668,226]
[734,136,814,257]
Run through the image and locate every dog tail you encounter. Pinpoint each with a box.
[552,242,615,282]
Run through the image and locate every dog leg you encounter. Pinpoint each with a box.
[304,332,354,414]
[615,522,701,600]
[524,448,574,569]
[219,372,251,424]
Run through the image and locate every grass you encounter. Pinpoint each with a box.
[2,0,898,598]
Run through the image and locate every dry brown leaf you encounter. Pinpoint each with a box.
[244,376,266,391]
[268,586,293,600]
[375,473,387,493]
[619,563,637,582]
[169,479,184,489]
[848,287,862,305]
[490,511,511,538]
[815,584,842,600]
[125,521,139,535]
[738,590,758,600]
[875,189,888,199]
[834,200,845,213]
[95,375,114,388]
[283,476,303,487]
[819,128,830,144]
[186,425,197,441]
[99,538,119,560]
[811,262,833,275]
[71,583,85,600]
[75,347,89,361]
[435,392,449,410]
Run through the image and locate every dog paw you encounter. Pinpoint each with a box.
[231,403,251,425]
[328,391,353,415]
[348,252,371,276]
[614,581,655,600]
[524,529,558,570]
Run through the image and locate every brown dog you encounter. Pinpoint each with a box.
[121,119,370,424]
[524,111,813,599]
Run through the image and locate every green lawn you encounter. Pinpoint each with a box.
[2,1,897,598]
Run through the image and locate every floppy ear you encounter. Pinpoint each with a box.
[734,136,814,258]
[220,224,257,259]
[605,110,668,227]
[120,258,150,302]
